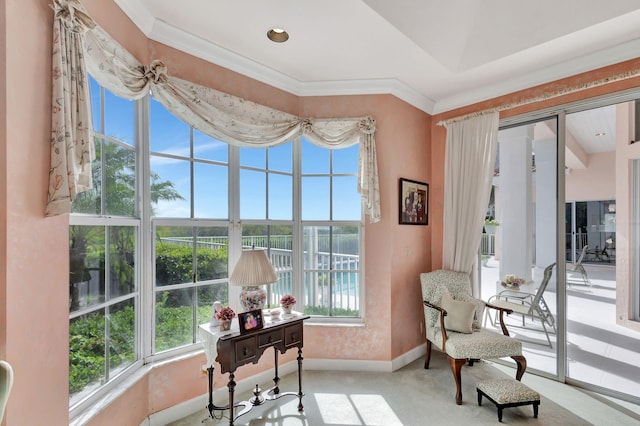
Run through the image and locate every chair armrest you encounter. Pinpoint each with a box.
[484,302,512,336]
[423,300,449,350]
[423,300,446,315]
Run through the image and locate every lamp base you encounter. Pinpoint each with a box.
[240,286,266,312]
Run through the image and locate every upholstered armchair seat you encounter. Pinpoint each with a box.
[429,328,522,360]
[421,270,527,405]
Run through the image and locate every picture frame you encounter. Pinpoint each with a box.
[238,309,264,333]
[399,178,429,225]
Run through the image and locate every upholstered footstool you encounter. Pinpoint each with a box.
[477,379,540,422]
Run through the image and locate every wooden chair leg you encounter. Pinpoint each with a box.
[424,340,432,369]
[511,355,527,381]
[448,356,466,405]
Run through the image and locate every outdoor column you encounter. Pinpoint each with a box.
[534,137,557,283]
[498,126,534,283]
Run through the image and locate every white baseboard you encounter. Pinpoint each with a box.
[391,344,426,372]
[142,344,425,425]
[305,343,424,373]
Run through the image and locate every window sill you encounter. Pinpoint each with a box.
[304,317,365,327]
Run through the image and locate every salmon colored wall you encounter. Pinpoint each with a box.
[0,0,7,366]
[613,102,640,331]
[9,1,640,425]
[149,41,300,116]
[85,376,150,426]
[61,1,429,425]
[565,151,616,202]
[299,95,431,360]
[430,59,640,270]
[3,1,70,425]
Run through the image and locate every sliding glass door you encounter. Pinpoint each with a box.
[480,116,559,377]
[565,103,640,401]
[481,98,640,404]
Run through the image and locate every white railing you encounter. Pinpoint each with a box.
[159,235,360,313]
[480,233,496,255]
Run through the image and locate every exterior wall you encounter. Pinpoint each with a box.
[614,102,640,331]
[565,151,616,202]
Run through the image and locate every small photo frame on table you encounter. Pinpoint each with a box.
[238,309,264,334]
[399,178,428,225]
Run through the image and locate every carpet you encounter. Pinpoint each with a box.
[169,351,594,425]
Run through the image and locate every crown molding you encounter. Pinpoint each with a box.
[432,37,640,115]
[113,0,640,117]
[149,19,436,114]
[112,1,436,114]
[299,79,436,113]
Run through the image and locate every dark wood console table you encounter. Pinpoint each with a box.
[200,313,309,425]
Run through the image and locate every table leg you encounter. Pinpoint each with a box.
[206,365,230,418]
[297,348,304,412]
[272,348,280,394]
[207,365,214,417]
[228,373,236,425]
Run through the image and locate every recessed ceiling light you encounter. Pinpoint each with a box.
[595,132,606,136]
[267,28,289,43]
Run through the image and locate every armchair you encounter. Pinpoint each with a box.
[421,270,527,405]
[0,360,13,422]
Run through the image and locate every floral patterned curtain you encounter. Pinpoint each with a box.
[46,0,95,216]
[47,0,380,223]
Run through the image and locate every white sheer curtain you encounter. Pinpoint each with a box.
[46,0,380,223]
[442,112,499,295]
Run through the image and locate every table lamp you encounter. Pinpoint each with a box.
[230,248,277,312]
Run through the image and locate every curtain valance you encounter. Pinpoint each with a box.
[47,0,380,223]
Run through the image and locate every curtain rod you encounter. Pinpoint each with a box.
[437,66,640,126]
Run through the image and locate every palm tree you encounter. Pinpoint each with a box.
[69,140,184,310]
[73,139,184,215]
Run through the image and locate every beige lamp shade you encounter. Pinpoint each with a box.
[229,249,277,287]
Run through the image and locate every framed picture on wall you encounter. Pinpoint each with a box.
[399,178,428,225]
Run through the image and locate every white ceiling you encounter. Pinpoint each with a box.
[114,0,640,115]
[113,0,634,155]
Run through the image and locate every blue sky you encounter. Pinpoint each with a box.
[90,77,360,221]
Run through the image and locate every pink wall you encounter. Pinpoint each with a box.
[1,1,431,425]
[6,0,640,425]
[0,0,7,365]
[565,151,616,202]
[613,102,640,331]
[3,1,70,425]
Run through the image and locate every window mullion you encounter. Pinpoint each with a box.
[228,144,242,312]
[292,138,303,310]
[138,94,153,361]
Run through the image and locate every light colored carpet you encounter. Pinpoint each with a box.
[168,351,638,425]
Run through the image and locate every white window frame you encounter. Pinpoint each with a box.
[70,84,365,412]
